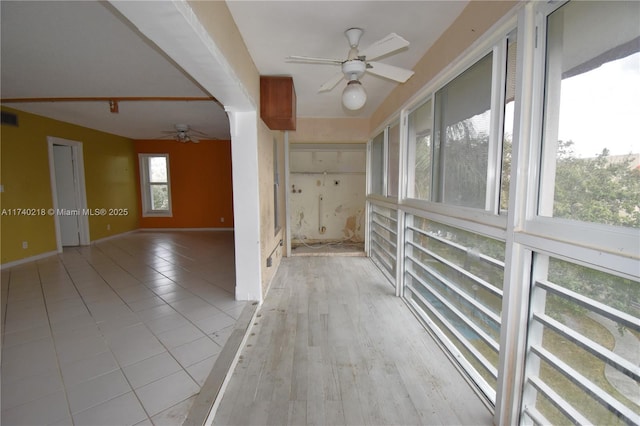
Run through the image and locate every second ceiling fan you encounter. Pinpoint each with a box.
[287,28,415,110]
[159,124,212,143]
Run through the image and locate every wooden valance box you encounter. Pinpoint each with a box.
[260,76,296,130]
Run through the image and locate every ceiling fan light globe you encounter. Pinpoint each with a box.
[342,80,366,110]
[176,131,189,142]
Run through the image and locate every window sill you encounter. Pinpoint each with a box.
[142,211,173,218]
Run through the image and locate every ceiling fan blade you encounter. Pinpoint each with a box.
[318,72,345,92]
[286,55,342,65]
[366,61,414,83]
[360,33,409,61]
[189,128,212,138]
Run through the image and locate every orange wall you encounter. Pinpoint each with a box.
[134,140,233,228]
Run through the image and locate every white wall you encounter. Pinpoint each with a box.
[289,144,366,242]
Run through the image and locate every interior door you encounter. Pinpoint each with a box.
[53,144,80,246]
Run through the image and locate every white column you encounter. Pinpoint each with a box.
[228,111,263,302]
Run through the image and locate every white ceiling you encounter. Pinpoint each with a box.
[227,1,468,118]
[1,1,468,140]
[0,1,230,140]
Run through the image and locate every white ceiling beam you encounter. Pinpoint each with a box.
[108,0,255,113]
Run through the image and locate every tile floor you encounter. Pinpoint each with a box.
[1,231,246,426]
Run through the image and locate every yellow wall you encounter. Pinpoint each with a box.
[0,107,139,264]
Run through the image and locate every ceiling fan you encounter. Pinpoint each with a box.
[159,124,211,143]
[287,28,415,110]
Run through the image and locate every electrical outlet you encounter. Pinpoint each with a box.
[107,224,111,231]
[220,217,225,223]
[22,241,28,249]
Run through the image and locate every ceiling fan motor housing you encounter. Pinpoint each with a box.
[342,60,366,80]
[174,124,190,142]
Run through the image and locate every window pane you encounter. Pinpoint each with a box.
[540,1,640,228]
[501,35,517,213]
[149,157,167,183]
[548,257,638,320]
[370,132,384,195]
[434,53,492,208]
[387,123,400,198]
[370,204,397,283]
[404,215,505,398]
[524,255,640,425]
[150,184,169,210]
[408,99,433,200]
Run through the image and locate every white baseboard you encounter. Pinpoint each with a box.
[90,230,138,245]
[1,228,235,269]
[1,250,58,270]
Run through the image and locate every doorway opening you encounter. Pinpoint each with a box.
[47,137,90,251]
[288,143,366,256]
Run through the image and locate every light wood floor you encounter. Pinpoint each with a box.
[214,256,492,426]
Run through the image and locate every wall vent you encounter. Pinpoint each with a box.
[1,111,18,127]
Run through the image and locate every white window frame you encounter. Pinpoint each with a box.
[505,2,640,424]
[139,153,173,217]
[367,6,522,422]
[368,120,404,296]
[365,1,639,424]
[405,97,434,202]
[523,0,639,277]
[400,41,511,232]
[368,11,520,409]
[386,120,401,199]
[367,128,388,200]
[368,118,403,201]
